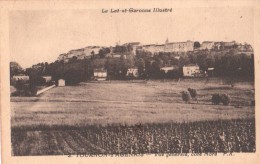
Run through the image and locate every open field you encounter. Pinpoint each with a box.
[11,78,255,155]
[11,78,255,127]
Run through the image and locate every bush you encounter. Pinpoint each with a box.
[221,94,231,105]
[212,94,222,105]
[12,82,37,97]
[212,93,231,105]
[188,88,197,99]
[181,91,191,103]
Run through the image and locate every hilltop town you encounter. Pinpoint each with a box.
[56,40,253,63]
[10,39,254,95]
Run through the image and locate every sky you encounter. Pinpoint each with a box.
[9,7,254,68]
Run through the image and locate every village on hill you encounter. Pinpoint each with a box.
[10,39,254,96]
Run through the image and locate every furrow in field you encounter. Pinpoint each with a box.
[70,130,106,154]
[52,131,76,155]
[59,131,87,154]
[45,131,64,155]
[28,131,50,155]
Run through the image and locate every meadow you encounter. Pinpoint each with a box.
[11,78,255,155]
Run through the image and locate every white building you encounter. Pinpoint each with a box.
[165,41,194,52]
[94,69,107,81]
[126,68,139,77]
[12,75,29,81]
[58,79,65,87]
[183,64,200,77]
[200,41,215,50]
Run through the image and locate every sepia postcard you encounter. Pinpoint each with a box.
[1,0,260,164]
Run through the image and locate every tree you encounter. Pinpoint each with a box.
[194,41,201,49]
[10,61,24,77]
[99,48,111,58]
[136,58,145,77]
[63,69,84,85]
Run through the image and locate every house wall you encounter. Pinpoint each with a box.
[200,42,215,50]
[183,65,200,77]
[13,76,29,81]
[58,79,65,86]
[165,41,194,52]
[94,71,107,81]
[126,69,139,77]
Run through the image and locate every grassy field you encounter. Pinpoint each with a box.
[11,78,254,127]
[11,78,255,155]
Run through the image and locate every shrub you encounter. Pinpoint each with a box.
[212,94,221,105]
[221,94,231,105]
[188,88,197,100]
[181,91,191,103]
[212,93,231,105]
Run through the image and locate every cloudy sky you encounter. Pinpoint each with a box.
[9,7,254,68]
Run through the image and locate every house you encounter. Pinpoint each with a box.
[222,41,236,47]
[93,68,107,81]
[200,41,215,50]
[58,79,65,87]
[183,64,201,77]
[126,68,139,77]
[41,76,52,83]
[142,44,164,54]
[12,74,29,81]
[214,41,237,50]
[165,41,194,52]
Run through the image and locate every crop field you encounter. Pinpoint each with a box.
[11,78,255,155]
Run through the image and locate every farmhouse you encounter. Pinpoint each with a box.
[183,64,200,77]
[126,67,139,77]
[12,74,29,81]
[94,68,107,81]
